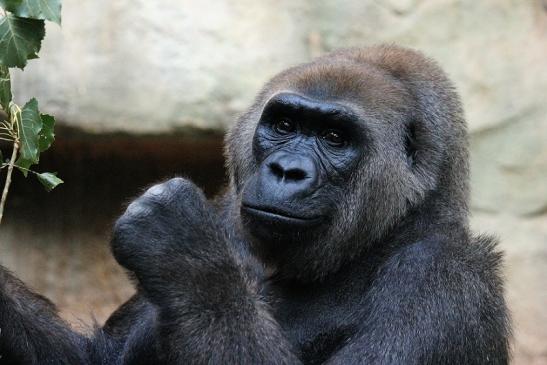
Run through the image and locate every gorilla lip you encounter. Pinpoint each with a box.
[241,204,322,226]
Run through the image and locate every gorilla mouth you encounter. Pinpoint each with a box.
[241,204,323,226]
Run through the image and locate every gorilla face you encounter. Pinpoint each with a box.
[232,68,420,274]
[240,92,365,242]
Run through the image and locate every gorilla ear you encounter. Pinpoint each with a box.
[402,116,443,194]
[404,120,418,167]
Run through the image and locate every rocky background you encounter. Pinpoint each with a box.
[1,0,546,364]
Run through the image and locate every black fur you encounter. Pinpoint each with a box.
[0,45,510,364]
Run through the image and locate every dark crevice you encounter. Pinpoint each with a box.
[405,121,418,166]
[0,126,227,233]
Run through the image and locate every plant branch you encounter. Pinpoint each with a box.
[0,139,19,224]
[1,162,34,174]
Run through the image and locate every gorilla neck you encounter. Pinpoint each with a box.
[393,198,468,246]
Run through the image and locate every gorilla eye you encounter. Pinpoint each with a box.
[322,129,346,147]
[273,118,296,134]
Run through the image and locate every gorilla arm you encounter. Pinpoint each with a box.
[0,267,88,364]
[111,178,301,364]
[325,238,510,365]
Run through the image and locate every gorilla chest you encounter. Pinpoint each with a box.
[272,285,359,364]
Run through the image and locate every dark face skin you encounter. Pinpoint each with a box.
[240,92,365,243]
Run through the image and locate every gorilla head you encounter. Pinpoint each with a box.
[226,45,469,281]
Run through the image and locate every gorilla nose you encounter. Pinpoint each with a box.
[263,152,319,196]
[269,161,306,182]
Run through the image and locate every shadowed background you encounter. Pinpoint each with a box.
[0,1,546,364]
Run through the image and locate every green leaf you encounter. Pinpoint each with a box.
[0,14,45,69]
[16,97,41,176]
[0,65,11,110]
[0,0,62,25]
[15,157,32,174]
[36,171,62,191]
[38,113,54,151]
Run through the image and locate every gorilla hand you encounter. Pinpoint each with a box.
[109,178,299,365]
[111,177,235,302]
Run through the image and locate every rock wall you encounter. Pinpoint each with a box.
[5,0,547,363]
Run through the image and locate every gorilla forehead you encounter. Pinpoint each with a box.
[270,59,415,120]
[261,92,362,127]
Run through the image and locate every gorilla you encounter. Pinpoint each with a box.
[0,45,510,364]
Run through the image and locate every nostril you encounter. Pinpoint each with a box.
[269,162,285,179]
[285,168,307,181]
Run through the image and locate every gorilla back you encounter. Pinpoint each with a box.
[0,45,510,364]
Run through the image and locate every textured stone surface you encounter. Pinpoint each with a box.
[470,115,547,216]
[11,1,547,135]
[3,0,547,363]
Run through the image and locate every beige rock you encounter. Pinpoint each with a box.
[11,1,546,136]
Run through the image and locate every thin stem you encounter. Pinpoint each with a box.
[0,162,35,174]
[0,139,18,224]
[0,124,12,132]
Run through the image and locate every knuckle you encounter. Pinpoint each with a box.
[166,177,193,192]
[113,214,135,234]
[111,221,132,249]
[144,183,167,197]
[143,178,192,200]
[126,200,150,216]
[119,200,153,224]
[168,177,187,185]
[166,178,203,202]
